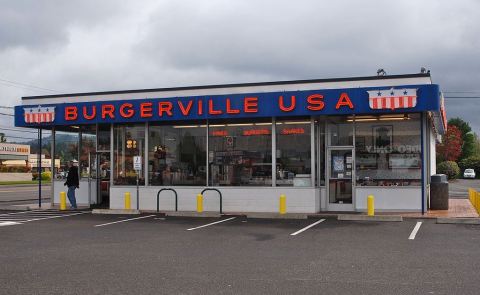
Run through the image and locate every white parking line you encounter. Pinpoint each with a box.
[408,221,423,240]
[0,210,32,216]
[186,217,237,231]
[0,221,21,227]
[290,219,326,236]
[26,212,88,222]
[0,211,89,224]
[94,215,156,227]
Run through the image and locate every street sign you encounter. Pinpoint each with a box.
[133,156,142,171]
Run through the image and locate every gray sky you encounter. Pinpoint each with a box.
[1,0,479,140]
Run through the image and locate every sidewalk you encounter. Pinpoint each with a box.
[394,199,479,219]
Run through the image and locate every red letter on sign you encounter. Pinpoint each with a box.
[198,100,203,115]
[82,106,96,120]
[158,102,173,116]
[140,103,153,118]
[307,94,325,111]
[278,95,296,112]
[335,93,354,109]
[226,98,240,114]
[178,100,193,116]
[65,106,78,121]
[119,103,134,118]
[101,104,115,119]
[208,99,222,115]
[244,97,258,113]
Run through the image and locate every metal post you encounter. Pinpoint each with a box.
[421,113,425,215]
[272,117,276,187]
[38,128,42,208]
[144,122,149,186]
[51,127,55,207]
[136,171,139,210]
[88,152,91,206]
[206,120,209,186]
[310,117,315,187]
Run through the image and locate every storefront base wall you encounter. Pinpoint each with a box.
[53,180,97,205]
[355,187,422,212]
[110,187,321,213]
[320,187,327,211]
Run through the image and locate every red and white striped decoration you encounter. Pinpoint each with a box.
[367,88,417,110]
[24,106,55,123]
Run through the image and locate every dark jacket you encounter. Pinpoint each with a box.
[65,166,79,188]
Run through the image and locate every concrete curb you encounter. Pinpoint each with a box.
[0,205,32,211]
[338,214,403,222]
[165,211,221,218]
[436,218,480,224]
[245,213,308,219]
[92,209,140,215]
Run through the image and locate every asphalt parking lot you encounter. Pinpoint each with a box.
[1,211,480,295]
[449,178,480,198]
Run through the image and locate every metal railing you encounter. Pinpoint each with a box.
[156,188,178,212]
[200,188,223,214]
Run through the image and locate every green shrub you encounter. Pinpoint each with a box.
[32,172,38,180]
[41,171,51,181]
[458,156,480,178]
[437,161,460,179]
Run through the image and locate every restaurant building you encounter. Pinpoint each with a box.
[14,73,446,213]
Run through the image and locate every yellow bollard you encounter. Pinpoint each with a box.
[197,194,203,213]
[476,192,480,213]
[124,192,131,210]
[60,191,67,210]
[367,195,374,216]
[279,194,286,214]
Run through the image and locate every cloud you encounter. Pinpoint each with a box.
[1,0,480,137]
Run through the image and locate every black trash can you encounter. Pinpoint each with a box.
[430,174,449,210]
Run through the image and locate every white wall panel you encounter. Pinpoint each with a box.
[355,187,421,211]
[110,186,320,213]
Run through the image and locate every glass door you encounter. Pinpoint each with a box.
[97,152,110,207]
[88,152,110,208]
[327,149,354,211]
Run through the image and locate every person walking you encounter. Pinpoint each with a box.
[64,160,79,209]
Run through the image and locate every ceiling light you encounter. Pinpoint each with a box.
[172,125,199,128]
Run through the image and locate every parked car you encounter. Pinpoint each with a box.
[463,168,476,179]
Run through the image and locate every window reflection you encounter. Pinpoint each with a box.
[355,114,421,186]
[79,125,96,178]
[276,120,311,186]
[148,124,206,185]
[55,130,79,180]
[113,124,145,185]
[209,121,272,186]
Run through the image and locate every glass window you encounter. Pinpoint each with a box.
[355,114,421,186]
[97,124,111,152]
[79,125,96,178]
[55,130,79,180]
[113,124,145,185]
[209,121,272,186]
[148,124,206,186]
[276,119,311,186]
[329,117,353,146]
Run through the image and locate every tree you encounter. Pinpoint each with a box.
[448,117,476,160]
[437,125,463,162]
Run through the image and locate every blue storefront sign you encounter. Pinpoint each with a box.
[14,84,441,127]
